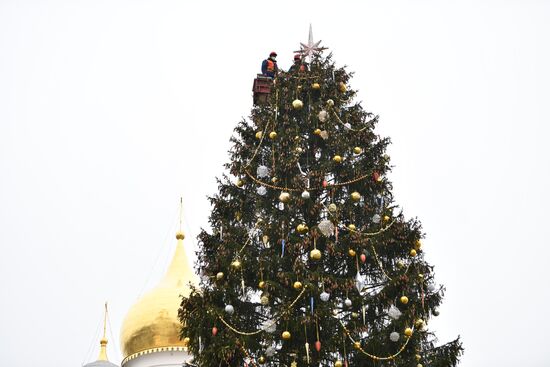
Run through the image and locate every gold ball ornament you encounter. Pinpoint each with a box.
[279,191,291,203]
[216,272,224,280]
[404,327,413,337]
[258,280,266,289]
[312,82,321,90]
[282,331,291,340]
[260,295,269,305]
[231,259,242,270]
[335,360,343,367]
[269,131,277,139]
[351,312,359,319]
[333,155,342,163]
[314,128,322,135]
[295,147,303,154]
[297,223,309,234]
[258,356,266,364]
[400,295,409,304]
[292,99,304,110]
[417,364,423,367]
[310,248,322,260]
[415,354,422,361]
[415,319,425,328]
[383,215,390,222]
[353,146,362,154]
[415,240,422,250]
[326,99,335,107]
[351,191,361,202]
[410,249,417,257]
[293,281,303,290]
[176,231,185,240]
[271,177,278,183]
[182,337,190,346]
[338,82,347,93]
[348,224,356,231]
[255,131,263,139]
[348,249,356,257]
[354,341,361,350]
[328,203,338,213]
[236,179,244,188]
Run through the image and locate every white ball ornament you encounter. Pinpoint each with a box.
[292,99,304,110]
[318,220,335,237]
[257,165,269,178]
[320,291,330,302]
[318,110,329,122]
[428,284,436,293]
[257,186,267,196]
[265,346,276,357]
[372,214,381,223]
[301,190,310,199]
[225,304,234,315]
[344,298,352,307]
[390,332,400,342]
[388,305,402,320]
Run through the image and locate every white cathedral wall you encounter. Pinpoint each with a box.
[122,350,193,367]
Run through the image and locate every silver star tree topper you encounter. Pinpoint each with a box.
[295,24,328,62]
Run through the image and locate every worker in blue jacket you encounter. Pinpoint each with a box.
[261,52,279,78]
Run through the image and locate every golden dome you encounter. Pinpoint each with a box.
[120,231,197,361]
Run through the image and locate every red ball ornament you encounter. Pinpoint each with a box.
[360,254,367,263]
[315,340,321,352]
[322,180,328,188]
[212,326,218,336]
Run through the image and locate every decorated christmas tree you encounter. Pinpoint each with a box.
[179,35,463,367]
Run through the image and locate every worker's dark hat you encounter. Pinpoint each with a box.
[270,51,277,57]
[294,54,301,60]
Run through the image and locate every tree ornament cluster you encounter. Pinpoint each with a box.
[179,48,463,367]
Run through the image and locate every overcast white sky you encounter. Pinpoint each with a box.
[1,1,549,366]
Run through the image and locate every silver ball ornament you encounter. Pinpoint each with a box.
[225,304,234,315]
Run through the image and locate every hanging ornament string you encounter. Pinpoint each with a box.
[244,169,373,192]
[369,244,412,282]
[330,110,376,133]
[343,218,396,237]
[218,287,308,336]
[245,120,272,169]
[338,319,413,361]
[245,88,279,169]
